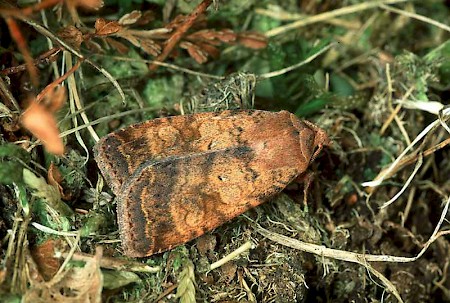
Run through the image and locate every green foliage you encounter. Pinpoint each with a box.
[425,39,450,87]
[143,74,185,109]
[395,42,449,101]
[0,162,24,185]
[104,0,145,13]
[0,143,30,185]
[0,142,30,162]
[80,212,108,237]
[31,200,72,235]
[46,149,87,199]
[24,169,73,235]
[102,270,141,289]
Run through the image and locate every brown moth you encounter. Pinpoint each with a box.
[94,110,330,257]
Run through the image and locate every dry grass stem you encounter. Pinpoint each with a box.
[261,0,409,37]
[209,241,254,271]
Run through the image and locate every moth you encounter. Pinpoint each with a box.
[94,110,330,257]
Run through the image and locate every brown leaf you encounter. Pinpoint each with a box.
[196,234,217,256]
[58,26,83,49]
[135,10,155,26]
[215,29,237,43]
[30,239,63,281]
[237,32,268,49]
[190,29,236,43]
[117,30,140,47]
[48,162,71,200]
[25,247,103,303]
[165,14,187,30]
[194,42,219,59]
[140,39,161,56]
[180,41,208,64]
[21,97,64,155]
[119,10,142,26]
[105,37,129,54]
[95,18,122,36]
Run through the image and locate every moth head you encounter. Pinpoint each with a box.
[288,113,331,169]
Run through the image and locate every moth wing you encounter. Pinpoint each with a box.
[94,112,213,193]
[94,110,274,193]
[117,146,300,257]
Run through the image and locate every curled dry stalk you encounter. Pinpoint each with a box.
[362,107,450,203]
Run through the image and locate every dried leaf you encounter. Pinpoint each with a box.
[180,41,208,64]
[194,42,219,59]
[48,162,70,200]
[31,239,63,281]
[140,39,161,56]
[215,29,237,43]
[24,247,103,303]
[119,10,142,26]
[117,31,140,47]
[21,99,64,155]
[58,26,83,49]
[165,14,187,30]
[95,18,122,36]
[105,37,129,54]
[189,29,236,43]
[237,32,268,49]
[135,10,155,26]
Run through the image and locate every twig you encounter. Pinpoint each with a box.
[254,196,450,264]
[95,54,223,79]
[0,76,20,112]
[58,107,158,138]
[149,0,213,70]
[371,137,450,188]
[48,230,81,287]
[66,53,95,164]
[31,222,79,237]
[153,283,178,303]
[0,47,61,76]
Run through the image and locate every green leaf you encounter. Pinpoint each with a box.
[80,212,108,237]
[0,143,30,163]
[102,270,141,289]
[330,74,355,97]
[0,162,24,185]
[23,169,73,216]
[295,98,330,117]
